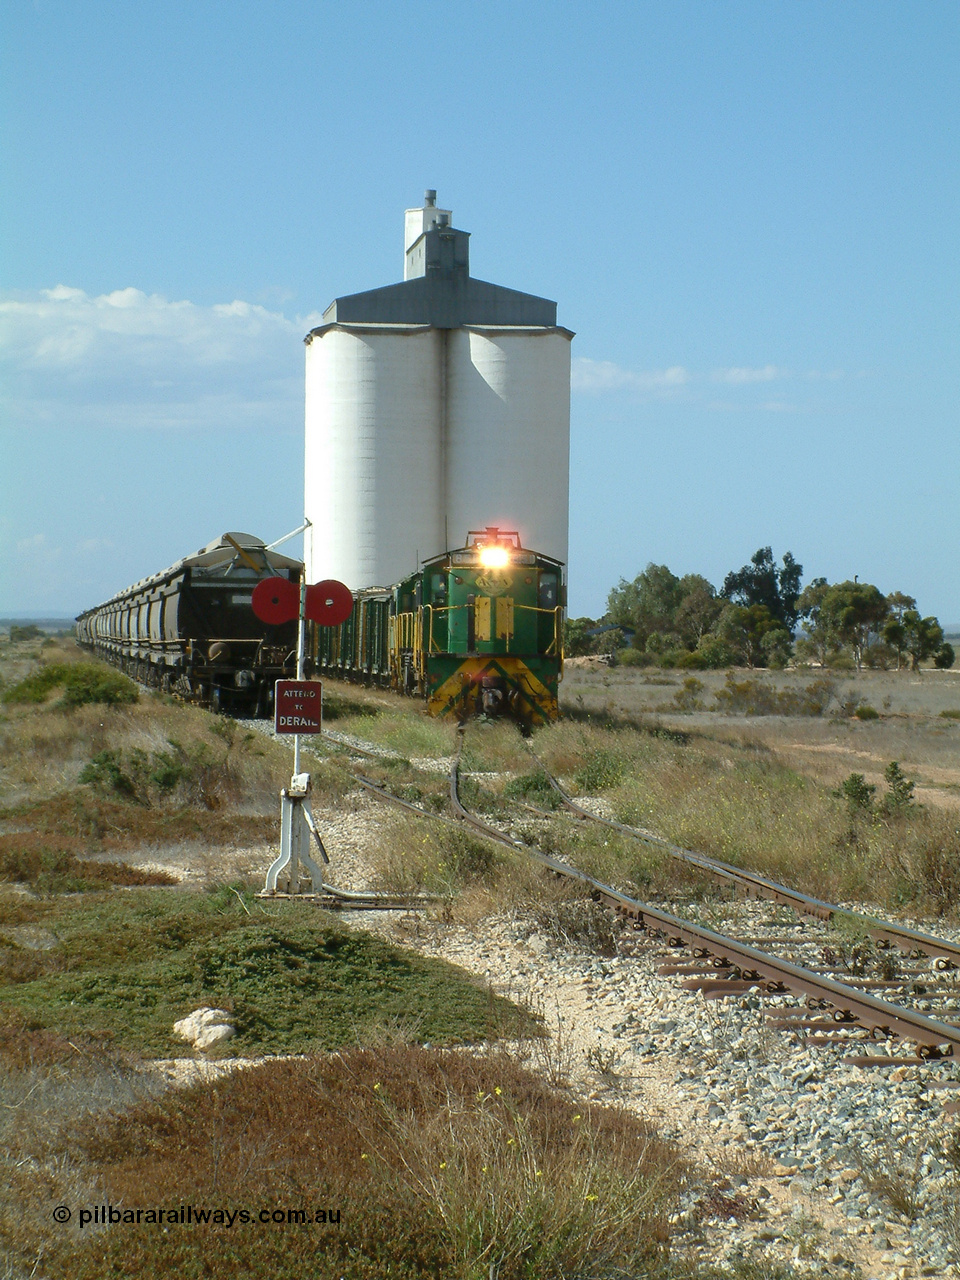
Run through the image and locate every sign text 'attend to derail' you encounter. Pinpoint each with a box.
[274,680,322,734]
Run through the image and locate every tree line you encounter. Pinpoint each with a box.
[566,547,955,672]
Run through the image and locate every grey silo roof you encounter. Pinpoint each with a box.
[313,220,558,331]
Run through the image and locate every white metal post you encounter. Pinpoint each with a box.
[294,568,307,777]
[263,555,329,895]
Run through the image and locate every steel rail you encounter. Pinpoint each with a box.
[523,746,960,967]
[441,734,960,1057]
[305,721,960,968]
[288,721,960,1056]
[261,888,436,910]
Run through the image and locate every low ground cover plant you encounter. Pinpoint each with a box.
[2,1045,683,1280]
[0,885,530,1057]
[2,661,138,708]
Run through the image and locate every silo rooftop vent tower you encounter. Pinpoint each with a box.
[403,189,463,279]
[305,192,572,589]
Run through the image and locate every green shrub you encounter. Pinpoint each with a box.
[713,675,780,715]
[694,634,734,669]
[502,770,560,807]
[675,649,708,670]
[8,624,44,642]
[883,761,916,814]
[58,665,139,707]
[616,646,649,667]
[2,665,66,703]
[657,647,689,669]
[714,673,836,717]
[319,690,378,720]
[760,629,793,670]
[940,709,960,720]
[672,676,705,712]
[574,748,624,792]
[834,773,875,812]
[855,704,880,720]
[862,642,894,670]
[935,642,956,670]
[2,662,138,708]
[77,737,241,809]
[78,750,138,800]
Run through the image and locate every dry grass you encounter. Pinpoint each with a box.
[0,1045,684,1280]
[319,676,458,759]
[562,664,960,811]
[366,805,510,900]
[0,639,351,875]
[533,718,960,917]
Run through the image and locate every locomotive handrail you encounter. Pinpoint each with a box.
[505,602,563,654]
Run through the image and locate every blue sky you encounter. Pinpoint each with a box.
[2,1,958,624]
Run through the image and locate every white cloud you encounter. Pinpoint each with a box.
[572,357,690,394]
[712,364,786,384]
[16,533,52,553]
[0,285,323,431]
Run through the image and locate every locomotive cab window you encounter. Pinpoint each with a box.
[539,573,558,609]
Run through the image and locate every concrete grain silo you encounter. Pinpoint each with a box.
[304,192,572,589]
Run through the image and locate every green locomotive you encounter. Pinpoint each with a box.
[312,528,564,728]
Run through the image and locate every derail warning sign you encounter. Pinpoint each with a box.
[274,680,322,734]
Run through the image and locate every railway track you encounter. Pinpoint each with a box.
[247,716,960,1060]
[346,727,960,1062]
[521,744,960,968]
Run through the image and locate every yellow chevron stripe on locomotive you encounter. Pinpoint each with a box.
[426,656,560,726]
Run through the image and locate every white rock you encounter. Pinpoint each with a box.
[194,1023,236,1050]
[173,1007,235,1047]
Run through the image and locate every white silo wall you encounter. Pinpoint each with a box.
[445,326,572,565]
[304,325,444,589]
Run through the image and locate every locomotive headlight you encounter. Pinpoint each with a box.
[479,545,510,569]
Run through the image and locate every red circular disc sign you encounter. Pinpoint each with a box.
[305,579,354,626]
[251,576,299,625]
